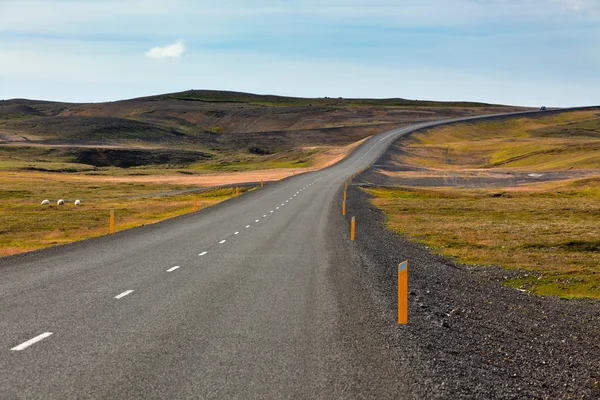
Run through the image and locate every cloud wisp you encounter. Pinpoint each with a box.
[145,40,186,59]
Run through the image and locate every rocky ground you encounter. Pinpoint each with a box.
[337,184,600,399]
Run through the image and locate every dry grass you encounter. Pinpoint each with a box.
[0,176,245,257]
[399,111,600,171]
[365,180,600,299]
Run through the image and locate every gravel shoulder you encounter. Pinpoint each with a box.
[332,184,600,399]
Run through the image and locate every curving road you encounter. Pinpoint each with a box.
[0,111,552,399]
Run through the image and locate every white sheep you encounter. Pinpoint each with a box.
[41,199,50,206]
[74,199,81,206]
[57,199,65,206]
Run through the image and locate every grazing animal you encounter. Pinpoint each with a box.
[74,199,81,206]
[41,199,50,206]
[57,199,65,206]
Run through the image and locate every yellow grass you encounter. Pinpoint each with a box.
[0,176,244,257]
[366,181,600,299]
[400,111,600,171]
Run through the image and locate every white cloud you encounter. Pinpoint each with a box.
[145,40,186,59]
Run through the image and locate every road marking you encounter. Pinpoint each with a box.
[199,251,208,256]
[11,332,53,351]
[263,214,267,217]
[167,266,180,272]
[255,219,260,222]
[246,225,250,228]
[114,290,133,299]
[219,240,226,244]
[270,210,274,213]
[234,231,240,235]
[276,207,279,210]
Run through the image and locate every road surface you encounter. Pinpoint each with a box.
[0,112,546,399]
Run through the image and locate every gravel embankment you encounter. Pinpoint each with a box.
[337,184,600,399]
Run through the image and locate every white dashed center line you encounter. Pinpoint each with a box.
[11,332,53,351]
[263,215,267,217]
[234,231,240,235]
[167,266,180,272]
[114,290,133,299]
[246,225,251,228]
[219,240,226,244]
[276,207,279,210]
[199,251,208,256]
[255,219,260,222]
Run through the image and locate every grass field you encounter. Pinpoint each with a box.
[367,110,600,299]
[399,110,600,171]
[366,183,600,299]
[0,176,247,257]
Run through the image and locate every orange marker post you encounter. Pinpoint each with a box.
[350,216,355,241]
[235,186,240,196]
[398,261,408,324]
[193,197,198,212]
[109,210,115,234]
[343,190,347,201]
[342,200,346,216]
[344,182,348,191]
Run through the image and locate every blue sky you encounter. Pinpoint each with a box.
[0,0,598,106]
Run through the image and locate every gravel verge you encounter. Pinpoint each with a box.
[335,184,600,399]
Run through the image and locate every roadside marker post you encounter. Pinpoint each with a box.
[342,201,346,216]
[343,190,347,201]
[109,210,115,234]
[260,179,264,188]
[350,216,355,241]
[235,187,240,196]
[398,261,408,324]
[344,182,348,191]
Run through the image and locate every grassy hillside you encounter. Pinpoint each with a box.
[0,90,526,174]
[397,110,600,171]
[366,110,600,299]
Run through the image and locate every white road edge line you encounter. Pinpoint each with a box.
[167,266,180,272]
[199,251,208,256]
[11,332,53,351]
[114,290,134,299]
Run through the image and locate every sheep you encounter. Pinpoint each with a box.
[57,199,65,206]
[41,199,50,206]
[74,199,81,206]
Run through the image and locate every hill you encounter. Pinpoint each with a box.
[0,90,527,172]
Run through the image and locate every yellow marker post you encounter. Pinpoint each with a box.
[398,261,408,324]
[350,216,355,241]
[193,197,198,212]
[342,201,346,216]
[235,186,240,196]
[109,210,115,234]
[343,190,347,201]
[260,179,264,188]
[344,182,348,191]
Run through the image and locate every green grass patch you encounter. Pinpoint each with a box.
[365,184,600,299]
[0,177,246,257]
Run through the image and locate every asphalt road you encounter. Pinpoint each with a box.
[0,110,560,399]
